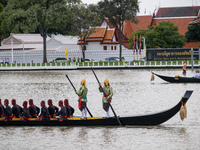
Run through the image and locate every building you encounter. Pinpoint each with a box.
[0,33,49,52]
[81,6,199,50]
[78,25,123,51]
[123,6,200,48]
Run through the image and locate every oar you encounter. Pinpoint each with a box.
[91,68,122,126]
[65,74,93,117]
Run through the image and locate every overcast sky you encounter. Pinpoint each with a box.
[81,0,200,15]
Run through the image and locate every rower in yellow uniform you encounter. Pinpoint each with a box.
[99,78,113,118]
[75,79,88,120]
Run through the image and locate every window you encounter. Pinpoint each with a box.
[111,46,113,50]
[103,46,107,50]
[114,46,116,50]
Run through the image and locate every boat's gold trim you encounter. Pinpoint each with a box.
[0,117,104,121]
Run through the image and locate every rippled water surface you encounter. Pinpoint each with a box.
[0,69,199,150]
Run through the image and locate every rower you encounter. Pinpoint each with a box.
[47,99,59,118]
[29,99,40,118]
[58,100,67,121]
[3,99,12,121]
[11,99,22,118]
[39,100,50,120]
[75,79,88,120]
[64,99,75,117]
[21,101,30,121]
[99,78,113,118]
[0,99,4,118]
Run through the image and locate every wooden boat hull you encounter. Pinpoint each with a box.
[153,72,200,83]
[0,91,193,126]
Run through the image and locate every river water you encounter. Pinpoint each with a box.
[0,69,199,150]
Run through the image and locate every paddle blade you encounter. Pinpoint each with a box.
[150,72,155,81]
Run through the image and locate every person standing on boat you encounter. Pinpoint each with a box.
[3,99,12,121]
[0,99,5,118]
[11,99,22,118]
[182,60,187,77]
[75,79,88,120]
[29,99,40,118]
[47,99,59,118]
[39,100,50,120]
[21,101,30,121]
[64,99,75,117]
[99,78,113,118]
[58,100,68,121]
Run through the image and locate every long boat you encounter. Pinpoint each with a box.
[152,72,200,83]
[0,90,193,126]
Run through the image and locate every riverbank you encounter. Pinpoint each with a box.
[0,60,199,71]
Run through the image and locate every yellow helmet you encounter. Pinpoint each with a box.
[81,79,86,85]
[81,79,87,88]
[104,78,109,86]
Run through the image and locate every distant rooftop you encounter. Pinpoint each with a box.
[156,6,200,18]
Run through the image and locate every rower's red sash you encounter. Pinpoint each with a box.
[104,94,112,102]
[78,97,81,108]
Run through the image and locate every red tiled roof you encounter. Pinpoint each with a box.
[123,16,153,38]
[87,27,106,38]
[151,18,196,35]
[78,27,118,45]
[104,29,114,40]
[156,6,200,18]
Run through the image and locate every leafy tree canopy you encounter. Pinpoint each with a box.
[98,0,139,60]
[185,18,200,42]
[66,3,101,61]
[0,0,8,7]
[0,0,80,62]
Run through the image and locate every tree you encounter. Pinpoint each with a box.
[0,2,3,44]
[0,0,79,63]
[128,28,149,49]
[0,0,8,7]
[185,19,200,42]
[67,3,101,61]
[98,0,139,61]
[145,21,185,48]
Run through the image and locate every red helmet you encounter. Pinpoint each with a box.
[48,99,52,105]
[29,99,33,105]
[23,101,28,107]
[58,100,63,106]
[41,100,45,107]
[64,99,69,106]
[12,99,16,105]
[4,99,9,105]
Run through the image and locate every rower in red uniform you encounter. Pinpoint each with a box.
[47,99,59,118]
[64,99,74,117]
[58,100,67,121]
[21,101,30,121]
[3,99,12,121]
[0,99,5,118]
[39,100,50,120]
[28,99,40,118]
[11,99,22,118]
